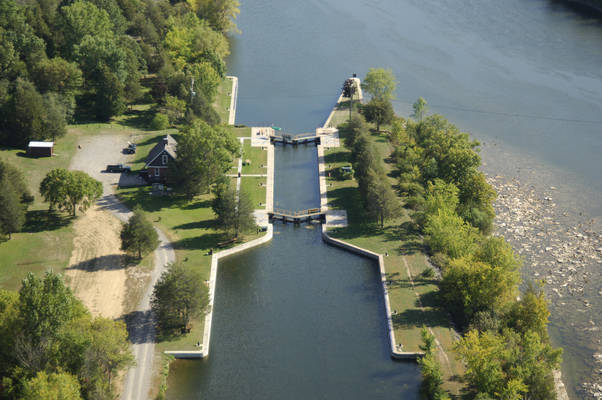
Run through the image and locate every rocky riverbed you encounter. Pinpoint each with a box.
[487,175,601,400]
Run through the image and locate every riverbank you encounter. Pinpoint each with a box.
[486,173,601,400]
[318,85,464,395]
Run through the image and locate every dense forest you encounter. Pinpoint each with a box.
[0,0,240,398]
[0,0,240,146]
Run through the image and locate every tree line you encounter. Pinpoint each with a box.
[0,0,240,147]
[343,68,562,399]
[0,272,132,399]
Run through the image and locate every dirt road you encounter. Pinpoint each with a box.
[69,132,175,400]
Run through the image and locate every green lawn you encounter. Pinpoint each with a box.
[325,120,464,395]
[241,176,266,209]
[214,77,234,124]
[228,126,252,137]
[241,141,267,175]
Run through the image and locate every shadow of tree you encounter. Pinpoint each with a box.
[392,307,451,330]
[117,109,153,131]
[172,219,214,230]
[122,310,155,345]
[22,210,73,233]
[172,233,228,252]
[181,199,212,210]
[395,221,425,255]
[323,150,350,164]
[67,254,125,271]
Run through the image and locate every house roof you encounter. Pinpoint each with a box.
[145,135,177,167]
[28,141,54,147]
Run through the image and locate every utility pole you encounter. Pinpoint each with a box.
[190,77,196,103]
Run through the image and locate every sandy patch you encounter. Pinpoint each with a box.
[66,206,127,319]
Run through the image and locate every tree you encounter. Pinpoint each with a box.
[361,98,394,132]
[63,170,102,216]
[4,78,46,147]
[361,68,397,101]
[339,114,369,149]
[191,0,240,33]
[150,112,169,130]
[454,330,511,396]
[58,0,114,57]
[120,208,159,259]
[21,371,82,400]
[39,169,102,216]
[42,92,67,141]
[342,78,357,120]
[31,57,82,95]
[40,168,69,212]
[424,209,479,259]
[505,282,551,341]
[365,169,399,228]
[18,272,78,346]
[80,318,133,397]
[170,120,238,197]
[417,327,449,400]
[151,263,209,334]
[441,257,518,327]
[411,97,428,121]
[0,176,25,239]
[212,181,256,236]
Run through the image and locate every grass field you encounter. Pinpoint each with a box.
[214,77,234,124]
[241,141,268,175]
[324,117,464,395]
[241,176,267,209]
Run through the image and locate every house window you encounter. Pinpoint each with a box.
[154,168,160,177]
[162,154,168,165]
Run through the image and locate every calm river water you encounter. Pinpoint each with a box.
[168,0,601,398]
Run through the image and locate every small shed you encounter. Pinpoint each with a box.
[27,141,54,157]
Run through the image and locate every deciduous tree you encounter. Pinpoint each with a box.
[21,371,82,400]
[411,97,428,121]
[212,181,256,236]
[39,169,102,216]
[120,208,159,259]
[151,263,209,334]
[170,119,238,197]
[361,68,397,102]
[361,98,394,132]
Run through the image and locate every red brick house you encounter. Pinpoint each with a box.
[145,135,177,182]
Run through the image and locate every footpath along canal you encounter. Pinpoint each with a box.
[166,143,422,399]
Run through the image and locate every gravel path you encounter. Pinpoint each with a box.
[69,133,175,400]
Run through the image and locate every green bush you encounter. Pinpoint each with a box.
[150,113,169,130]
[422,267,435,278]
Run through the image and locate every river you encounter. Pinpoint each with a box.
[168,0,602,398]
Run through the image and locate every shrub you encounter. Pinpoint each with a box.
[150,113,169,130]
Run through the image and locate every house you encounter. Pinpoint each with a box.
[27,141,54,157]
[145,135,177,182]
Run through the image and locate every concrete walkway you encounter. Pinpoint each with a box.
[226,76,238,125]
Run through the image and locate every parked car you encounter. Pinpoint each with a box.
[106,164,131,173]
[124,143,136,154]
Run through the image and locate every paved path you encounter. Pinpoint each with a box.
[226,76,238,125]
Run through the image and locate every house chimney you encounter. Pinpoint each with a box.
[163,136,169,145]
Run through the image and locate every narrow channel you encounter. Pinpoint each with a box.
[166,145,421,399]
